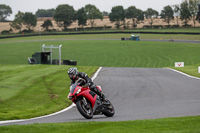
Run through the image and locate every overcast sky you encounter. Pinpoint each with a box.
[1,0,183,20]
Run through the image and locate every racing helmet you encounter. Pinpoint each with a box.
[68,67,78,79]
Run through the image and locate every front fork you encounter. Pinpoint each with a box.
[82,97,87,106]
[82,97,90,109]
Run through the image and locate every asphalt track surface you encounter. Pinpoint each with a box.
[1,67,200,126]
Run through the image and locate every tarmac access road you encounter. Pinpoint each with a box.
[1,67,200,126]
[142,39,200,44]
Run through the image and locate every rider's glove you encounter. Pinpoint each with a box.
[85,83,91,87]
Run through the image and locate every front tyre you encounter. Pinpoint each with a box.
[76,99,93,119]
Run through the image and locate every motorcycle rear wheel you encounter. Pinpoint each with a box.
[76,99,93,119]
[103,99,115,117]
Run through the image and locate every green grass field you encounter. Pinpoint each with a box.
[1,34,200,67]
[1,34,200,132]
[1,116,200,133]
[0,65,98,120]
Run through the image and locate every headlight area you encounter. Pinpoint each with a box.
[75,87,82,95]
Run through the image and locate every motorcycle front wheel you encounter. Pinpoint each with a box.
[76,99,93,119]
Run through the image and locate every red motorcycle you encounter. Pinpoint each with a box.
[68,79,115,119]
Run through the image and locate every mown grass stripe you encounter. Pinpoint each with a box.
[0,65,66,101]
[1,39,200,67]
[0,65,98,120]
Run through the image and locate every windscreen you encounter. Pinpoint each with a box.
[70,83,78,94]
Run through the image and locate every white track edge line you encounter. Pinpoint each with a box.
[91,67,102,81]
[165,68,200,80]
[0,67,103,125]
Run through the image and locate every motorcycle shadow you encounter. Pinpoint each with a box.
[69,115,115,121]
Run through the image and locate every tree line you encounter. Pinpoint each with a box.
[0,0,200,33]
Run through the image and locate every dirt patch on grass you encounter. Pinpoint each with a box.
[48,94,59,99]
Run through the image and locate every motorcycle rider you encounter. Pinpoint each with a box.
[67,67,106,101]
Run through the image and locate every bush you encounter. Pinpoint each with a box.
[45,29,57,32]
[143,25,151,28]
[60,26,112,32]
[171,25,180,28]
[21,29,34,33]
[104,26,112,29]
[76,28,84,31]
[181,24,192,28]
[143,25,164,29]
[163,25,171,28]
[1,30,10,34]
[62,28,74,32]
[143,25,181,29]
[83,26,111,31]
[153,25,163,29]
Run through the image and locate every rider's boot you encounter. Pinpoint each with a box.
[91,85,106,101]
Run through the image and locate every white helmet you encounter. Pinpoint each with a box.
[68,67,78,79]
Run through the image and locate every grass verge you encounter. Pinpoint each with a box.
[168,64,200,78]
[0,65,98,120]
[0,116,200,133]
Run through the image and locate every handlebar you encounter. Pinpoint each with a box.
[76,78,86,86]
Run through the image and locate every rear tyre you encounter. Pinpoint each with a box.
[76,99,93,119]
[103,99,115,117]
